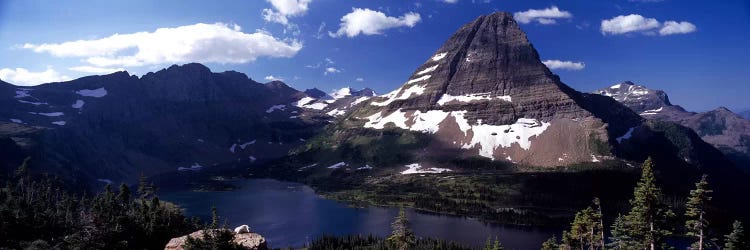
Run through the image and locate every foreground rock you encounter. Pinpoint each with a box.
[165,228,268,250]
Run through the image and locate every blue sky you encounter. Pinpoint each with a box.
[0,0,748,112]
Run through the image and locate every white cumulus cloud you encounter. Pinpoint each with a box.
[441,0,458,3]
[0,67,71,86]
[324,67,341,75]
[659,21,697,35]
[264,75,284,81]
[601,14,696,36]
[69,66,125,74]
[329,8,421,38]
[542,60,585,71]
[21,23,302,68]
[262,0,312,26]
[355,77,364,82]
[513,6,572,25]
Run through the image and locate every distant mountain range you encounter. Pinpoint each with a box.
[0,63,373,187]
[595,81,750,173]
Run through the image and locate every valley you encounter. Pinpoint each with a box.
[1,1,749,249]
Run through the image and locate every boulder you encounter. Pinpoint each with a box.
[164,229,267,250]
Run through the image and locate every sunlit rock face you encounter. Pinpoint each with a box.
[351,12,642,166]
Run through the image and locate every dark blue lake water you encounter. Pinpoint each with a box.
[159,178,557,249]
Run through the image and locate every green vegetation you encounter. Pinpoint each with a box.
[0,159,200,249]
[724,220,746,250]
[387,208,416,250]
[685,174,712,250]
[306,208,495,250]
[183,207,245,250]
[552,157,748,250]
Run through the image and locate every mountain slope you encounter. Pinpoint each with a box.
[0,64,329,186]
[596,82,750,172]
[315,12,647,167]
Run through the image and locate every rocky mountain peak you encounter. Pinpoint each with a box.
[595,81,672,114]
[345,12,642,165]
[304,88,328,99]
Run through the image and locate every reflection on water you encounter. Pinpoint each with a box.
[159,178,557,249]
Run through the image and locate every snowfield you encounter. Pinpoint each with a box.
[416,65,438,75]
[364,109,551,160]
[76,87,108,97]
[30,112,64,117]
[72,100,85,109]
[432,52,447,61]
[178,163,203,171]
[616,127,636,143]
[266,104,286,113]
[401,163,451,174]
[327,162,347,169]
[437,93,512,106]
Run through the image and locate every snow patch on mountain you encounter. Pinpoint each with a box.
[640,107,663,115]
[401,163,451,174]
[432,52,447,61]
[364,109,551,160]
[406,75,431,85]
[327,108,346,117]
[76,87,107,97]
[416,65,439,75]
[298,163,318,171]
[51,121,66,126]
[14,89,32,98]
[462,118,550,159]
[266,104,286,113]
[30,112,64,117]
[437,93,512,106]
[10,119,23,124]
[72,100,85,109]
[17,100,47,105]
[178,163,203,171]
[616,127,636,143]
[350,96,371,106]
[327,162,347,169]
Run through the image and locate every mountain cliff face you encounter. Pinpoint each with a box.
[329,12,646,167]
[0,64,330,186]
[595,82,750,172]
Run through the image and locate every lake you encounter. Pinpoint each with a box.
[159,178,558,249]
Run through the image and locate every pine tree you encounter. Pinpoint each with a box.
[14,157,31,179]
[593,198,605,249]
[685,175,712,250]
[492,236,504,250]
[117,183,131,204]
[624,157,674,250]
[541,235,559,250]
[724,220,745,250]
[387,208,415,250]
[607,214,631,250]
[484,236,505,250]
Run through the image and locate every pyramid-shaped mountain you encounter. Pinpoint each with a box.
[346,12,641,166]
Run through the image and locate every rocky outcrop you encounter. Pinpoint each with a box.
[164,227,267,250]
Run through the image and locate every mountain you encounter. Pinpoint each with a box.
[595,81,694,121]
[251,12,750,226]
[595,82,750,172]
[294,87,376,117]
[301,12,731,169]
[0,63,333,186]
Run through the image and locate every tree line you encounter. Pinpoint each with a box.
[541,157,747,250]
[0,158,200,249]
